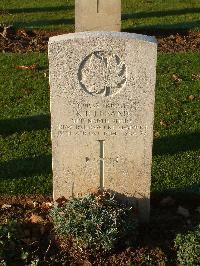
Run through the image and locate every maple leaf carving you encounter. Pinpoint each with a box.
[79,51,126,96]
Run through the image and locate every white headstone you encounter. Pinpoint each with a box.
[75,0,121,32]
[49,32,157,222]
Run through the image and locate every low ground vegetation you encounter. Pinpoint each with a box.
[50,191,138,252]
[0,192,199,265]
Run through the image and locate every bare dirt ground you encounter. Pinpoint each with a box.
[0,26,200,53]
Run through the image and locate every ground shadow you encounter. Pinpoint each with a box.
[123,20,200,36]
[0,114,50,135]
[4,5,74,14]
[122,7,200,21]
[151,187,200,208]
[153,131,200,156]
[0,115,52,180]
[122,7,200,34]
[14,18,74,28]
[0,155,52,180]
[107,189,149,223]
[4,6,199,32]
[139,188,200,255]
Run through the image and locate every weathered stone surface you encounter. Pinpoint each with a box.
[49,32,157,222]
[75,0,121,32]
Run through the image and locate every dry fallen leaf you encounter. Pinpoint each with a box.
[32,201,39,208]
[160,119,168,128]
[78,260,92,266]
[177,206,190,218]
[1,204,12,209]
[15,64,37,70]
[154,131,160,138]
[24,229,31,237]
[172,74,182,83]
[192,73,200,79]
[40,225,46,235]
[160,196,175,207]
[55,196,68,206]
[22,238,33,245]
[17,29,28,37]
[188,95,195,101]
[29,213,44,224]
[195,206,200,214]
[41,201,52,210]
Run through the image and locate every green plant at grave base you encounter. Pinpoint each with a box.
[174,224,200,266]
[50,191,138,252]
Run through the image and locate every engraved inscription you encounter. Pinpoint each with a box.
[58,101,148,137]
[78,51,127,97]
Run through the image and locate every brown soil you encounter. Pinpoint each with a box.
[129,28,200,53]
[0,193,199,265]
[0,26,200,53]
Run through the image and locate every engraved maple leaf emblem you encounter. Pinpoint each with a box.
[79,51,126,96]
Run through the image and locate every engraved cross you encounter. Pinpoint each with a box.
[97,0,100,13]
[97,140,105,189]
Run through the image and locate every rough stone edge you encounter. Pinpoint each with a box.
[49,31,157,45]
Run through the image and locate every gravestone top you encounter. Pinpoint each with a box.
[49,31,157,222]
[75,0,121,32]
[49,31,156,44]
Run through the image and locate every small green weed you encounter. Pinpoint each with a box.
[175,224,200,266]
[0,221,39,265]
[50,191,138,252]
[0,221,21,263]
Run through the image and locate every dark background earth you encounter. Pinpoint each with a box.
[0,26,200,53]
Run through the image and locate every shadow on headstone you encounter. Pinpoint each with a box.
[106,189,149,223]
